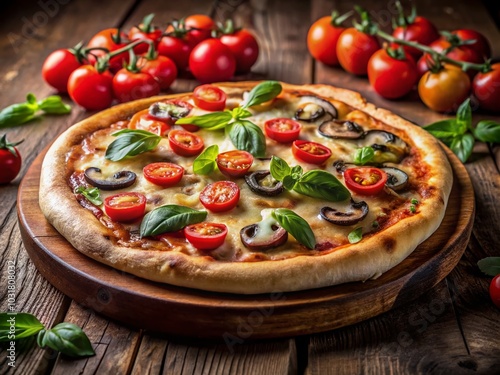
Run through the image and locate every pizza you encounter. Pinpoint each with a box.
[39,81,453,294]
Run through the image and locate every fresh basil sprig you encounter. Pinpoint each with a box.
[478,257,500,277]
[140,205,207,237]
[193,144,219,175]
[0,313,44,341]
[271,208,316,249]
[75,186,102,205]
[105,129,161,161]
[241,80,282,108]
[270,156,350,202]
[226,120,266,158]
[354,146,375,165]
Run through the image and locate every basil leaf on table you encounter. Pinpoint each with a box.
[140,205,207,237]
[473,120,500,143]
[193,144,219,175]
[227,120,266,157]
[354,146,375,165]
[75,186,102,206]
[37,95,72,114]
[294,170,351,202]
[272,208,316,250]
[477,257,500,277]
[423,120,460,140]
[37,323,95,357]
[0,313,44,341]
[241,80,282,108]
[105,129,161,161]
[450,133,475,163]
[456,98,472,134]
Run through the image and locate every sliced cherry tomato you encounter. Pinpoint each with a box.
[292,140,332,165]
[87,28,130,73]
[129,109,170,136]
[216,150,253,178]
[143,162,184,187]
[472,63,500,113]
[452,29,491,59]
[138,55,178,90]
[336,28,380,75]
[265,118,302,143]
[0,135,22,184]
[193,84,227,111]
[42,49,83,93]
[184,222,228,250]
[220,28,259,73]
[344,167,388,196]
[67,65,114,111]
[307,14,346,66]
[490,275,500,309]
[104,192,146,222]
[189,39,236,83]
[200,181,240,212]
[392,16,439,59]
[168,129,204,156]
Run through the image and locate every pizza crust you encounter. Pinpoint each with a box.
[39,82,452,294]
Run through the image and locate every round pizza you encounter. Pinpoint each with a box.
[39,81,453,294]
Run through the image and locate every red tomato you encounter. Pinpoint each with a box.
[184,222,228,250]
[87,28,130,73]
[367,49,418,99]
[336,28,380,75]
[138,55,178,90]
[185,14,215,45]
[220,29,259,73]
[472,63,500,112]
[292,140,332,165]
[143,162,184,187]
[67,65,114,111]
[307,15,346,66]
[264,118,301,143]
[157,34,195,71]
[129,109,170,136]
[200,181,240,212]
[392,16,439,59]
[344,167,388,196]
[216,150,253,178]
[490,275,500,309]
[112,68,160,103]
[128,14,162,54]
[104,192,146,222]
[452,29,491,59]
[168,129,204,156]
[189,39,236,83]
[42,49,82,93]
[0,135,22,184]
[193,84,227,111]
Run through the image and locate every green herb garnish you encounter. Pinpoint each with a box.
[140,205,207,237]
[105,129,161,161]
[272,208,316,249]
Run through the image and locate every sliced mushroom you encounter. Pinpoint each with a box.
[149,101,191,120]
[320,199,369,226]
[294,95,338,122]
[381,167,409,192]
[84,167,136,190]
[359,130,408,163]
[332,159,356,173]
[244,170,284,197]
[319,120,364,139]
[240,221,288,251]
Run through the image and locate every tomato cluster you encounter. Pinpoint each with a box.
[42,14,259,111]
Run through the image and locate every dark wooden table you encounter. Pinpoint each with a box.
[1,0,500,374]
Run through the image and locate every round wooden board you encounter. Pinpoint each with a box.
[18,148,474,340]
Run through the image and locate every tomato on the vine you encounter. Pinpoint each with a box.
[128,13,162,54]
[452,29,491,59]
[184,14,215,45]
[264,118,301,143]
[42,48,83,93]
[216,150,253,178]
[157,34,195,71]
[307,12,349,66]
[392,16,439,59]
[184,222,228,250]
[367,48,418,99]
[138,54,178,90]
[292,140,332,165]
[490,275,500,309]
[112,66,160,103]
[472,63,500,113]
[104,192,146,222]
[168,129,204,156]
[336,28,380,75]
[0,135,23,184]
[219,27,259,73]
[68,65,114,111]
[344,167,387,196]
[87,28,130,73]
[193,84,227,111]
[200,181,240,212]
[129,109,170,136]
[143,162,184,187]
[189,39,236,83]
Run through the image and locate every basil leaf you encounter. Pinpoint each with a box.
[175,110,233,130]
[269,156,291,182]
[283,175,298,190]
[38,95,71,114]
[474,120,500,143]
[241,81,282,108]
[450,133,475,163]
[477,257,500,277]
[0,313,45,341]
[354,146,375,165]
[37,323,95,358]
[193,144,219,175]
[423,119,459,140]
[75,186,102,206]
[231,107,252,119]
[291,165,303,177]
[272,208,316,249]
[0,102,38,128]
[294,170,351,202]
[105,129,161,161]
[348,227,363,244]
[227,120,266,157]
[140,205,207,237]
[456,98,471,134]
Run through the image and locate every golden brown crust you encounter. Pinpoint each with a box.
[39,83,452,294]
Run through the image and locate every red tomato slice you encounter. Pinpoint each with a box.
[143,162,184,187]
[216,150,253,178]
[193,84,227,111]
[292,140,332,164]
[168,129,204,156]
[200,181,240,212]
[184,222,228,250]
[265,118,302,143]
[344,167,388,196]
[129,109,170,136]
[104,192,146,222]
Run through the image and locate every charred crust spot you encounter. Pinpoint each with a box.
[103,235,110,241]
[382,237,396,254]
[169,259,178,269]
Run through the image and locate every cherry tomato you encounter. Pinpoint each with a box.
[112,68,160,103]
[137,55,178,90]
[216,150,253,178]
[344,167,388,196]
[292,140,332,165]
[392,16,439,59]
[472,63,500,112]
[336,28,380,75]
[220,29,259,73]
[67,65,114,111]
[168,129,204,156]
[185,14,215,45]
[200,181,240,212]
[0,135,22,184]
[490,275,500,309]
[157,34,195,71]
[104,192,146,222]
[128,14,162,54]
[367,48,418,99]
[452,29,491,59]
[418,65,471,113]
[193,84,227,111]
[189,39,236,83]
[143,162,184,187]
[184,222,228,250]
[264,118,302,143]
[42,49,82,93]
[87,28,130,73]
[129,109,170,136]
[307,15,346,66]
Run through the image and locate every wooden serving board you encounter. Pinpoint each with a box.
[17,148,474,339]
